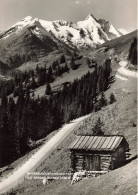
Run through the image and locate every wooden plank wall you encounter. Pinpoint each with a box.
[71,151,112,172]
[70,151,85,171]
[111,145,126,169]
[70,144,127,172]
[100,155,111,171]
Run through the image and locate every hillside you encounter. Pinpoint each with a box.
[97,30,137,63]
[16,159,137,195]
[9,56,137,194]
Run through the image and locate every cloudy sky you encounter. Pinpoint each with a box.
[0,0,137,32]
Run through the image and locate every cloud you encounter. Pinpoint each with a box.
[86,0,90,4]
[97,10,102,13]
[75,0,80,4]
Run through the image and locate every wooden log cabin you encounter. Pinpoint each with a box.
[69,135,129,172]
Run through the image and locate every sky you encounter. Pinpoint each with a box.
[0,0,137,32]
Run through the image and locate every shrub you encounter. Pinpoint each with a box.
[109,92,116,104]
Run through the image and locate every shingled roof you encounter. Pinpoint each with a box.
[69,135,126,151]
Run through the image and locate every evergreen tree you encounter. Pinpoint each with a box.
[36,64,39,74]
[1,112,11,165]
[1,95,8,112]
[92,118,104,135]
[45,83,51,95]
[60,55,65,64]
[70,57,76,70]
[30,75,36,89]
[99,92,107,107]
[64,62,69,73]
[47,66,53,82]
[128,38,137,65]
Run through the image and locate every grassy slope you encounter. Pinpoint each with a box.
[13,58,137,195]
[99,30,137,54]
[21,159,137,195]
[34,61,94,98]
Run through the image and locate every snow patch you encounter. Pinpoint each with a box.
[109,24,120,37]
[118,67,138,78]
[115,74,128,81]
[119,61,128,67]
[118,61,138,78]
[118,29,128,35]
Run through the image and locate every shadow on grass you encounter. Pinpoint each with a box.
[116,154,138,170]
[125,154,137,164]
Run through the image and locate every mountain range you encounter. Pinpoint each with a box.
[0,14,128,72]
[0,14,126,48]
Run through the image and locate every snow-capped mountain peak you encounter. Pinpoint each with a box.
[85,13,96,21]
[21,16,33,22]
[12,16,36,29]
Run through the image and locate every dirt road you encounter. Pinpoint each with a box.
[0,115,89,194]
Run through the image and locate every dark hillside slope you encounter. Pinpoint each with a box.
[99,30,137,52]
[0,22,74,71]
[97,30,137,63]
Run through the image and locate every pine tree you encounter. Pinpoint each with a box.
[92,118,104,135]
[36,64,39,74]
[1,95,8,112]
[64,62,69,73]
[1,112,11,165]
[30,75,36,89]
[70,57,76,70]
[9,113,21,161]
[99,92,107,107]
[47,66,53,82]
[45,83,51,95]
[60,55,65,64]
[128,38,137,65]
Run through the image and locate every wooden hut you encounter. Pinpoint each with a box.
[69,135,129,172]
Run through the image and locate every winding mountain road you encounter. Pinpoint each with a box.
[118,61,138,78]
[0,115,89,194]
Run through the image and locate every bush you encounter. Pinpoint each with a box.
[99,92,107,107]
[109,92,116,104]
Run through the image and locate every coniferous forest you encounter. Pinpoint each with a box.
[0,58,112,167]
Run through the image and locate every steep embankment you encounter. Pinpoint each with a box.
[99,30,137,62]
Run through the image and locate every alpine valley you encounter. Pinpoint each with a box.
[0,13,137,195]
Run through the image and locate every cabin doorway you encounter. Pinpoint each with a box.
[86,155,100,171]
